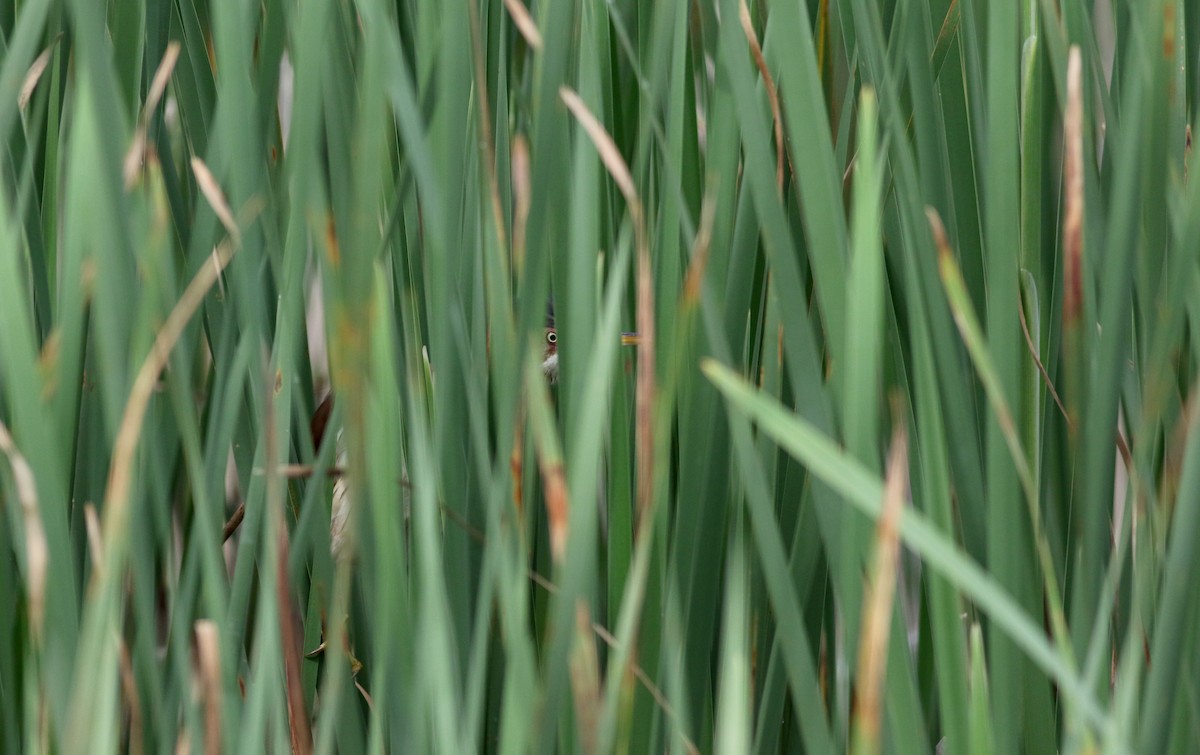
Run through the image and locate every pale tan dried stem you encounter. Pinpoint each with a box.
[0,419,46,640]
[739,0,785,193]
[851,420,909,752]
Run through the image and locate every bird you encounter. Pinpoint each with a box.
[309,308,639,560]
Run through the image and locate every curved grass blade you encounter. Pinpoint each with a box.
[701,358,1108,734]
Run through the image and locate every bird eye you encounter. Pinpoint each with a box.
[547,331,557,344]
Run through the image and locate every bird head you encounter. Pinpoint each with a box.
[540,306,641,383]
[543,304,559,381]
[542,325,559,381]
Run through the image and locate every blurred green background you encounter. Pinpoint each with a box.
[1,0,1198,752]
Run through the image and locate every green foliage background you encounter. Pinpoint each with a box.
[0,0,1198,752]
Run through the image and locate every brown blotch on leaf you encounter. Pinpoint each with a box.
[324,213,340,268]
[542,462,569,563]
[510,422,525,518]
[1063,46,1085,328]
[1163,4,1176,60]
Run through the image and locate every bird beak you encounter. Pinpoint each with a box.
[621,332,642,346]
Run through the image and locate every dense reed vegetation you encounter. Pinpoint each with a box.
[1,0,1198,752]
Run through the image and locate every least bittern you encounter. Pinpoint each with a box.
[310,309,640,559]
